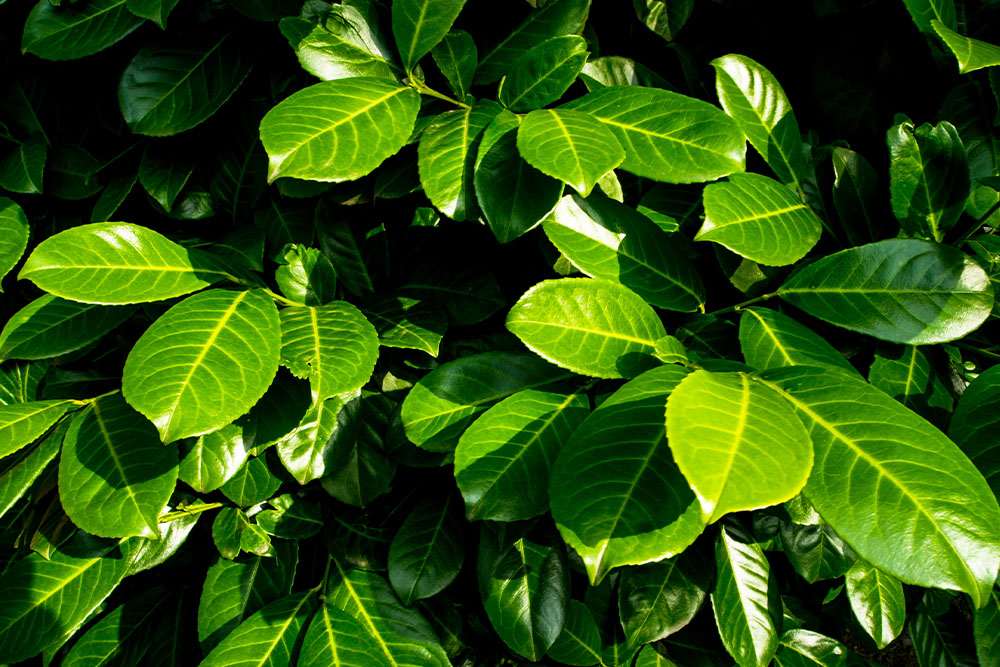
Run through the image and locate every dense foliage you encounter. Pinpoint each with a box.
[1,0,1000,665]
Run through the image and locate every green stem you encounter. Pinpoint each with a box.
[955,200,1000,245]
[955,342,1000,362]
[409,79,470,109]
[159,502,225,523]
[260,287,299,307]
[703,291,778,318]
[318,557,333,598]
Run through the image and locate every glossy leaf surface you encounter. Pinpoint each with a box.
[392,0,467,72]
[0,399,72,458]
[738,307,858,376]
[499,35,589,112]
[0,420,64,519]
[199,591,317,667]
[844,560,905,649]
[22,0,143,60]
[948,364,1000,499]
[388,494,465,605]
[0,295,134,362]
[619,552,710,648]
[0,199,29,288]
[299,600,393,667]
[546,599,603,666]
[932,20,1000,73]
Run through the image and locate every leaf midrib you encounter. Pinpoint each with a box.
[333,561,399,667]
[25,0,130,50]
[91,399,151,529]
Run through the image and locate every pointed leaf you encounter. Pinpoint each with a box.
[0,295,135,362]
[279,11,398,83]
[120,33,253,136]
[432,29,477,99]
[0,420,64,520]
[544,193,705,311]
[773,629,849,666]
[546,599,603,666]
[0,198,30,286]
[869,345,953,426]
[932,19,1000,73]
[667,369,812,522]
[388,494,465,606]
[910,612,978,667]
[0,399,73,458]
[299,600,393,667]
[903,0,955,32]
[127,0,180,28]
[948,365,1000,499]
[59,394,177,538]
[0,360,48,405]
[779,521,856,583]
[200,591,317,667]
[975,587,1000,666]
[698,173,822,266]
[0,135,46,194]
[564,86,746,183]
[738,308,857,376]
[507,278,667,378]
[499,35,589,112]
[517,108,624,197]
[279,302,379,402]
[845,560,905,650]
[393,0,468,72]
[179,419,253,493]
[551,365,704,583]
[18,222,229,305]
[123,289,280,443]
[454,389,589,521]
[831,147,879,245]
[276,392,358,485]
[92,171,139,223]
[21,0,143,60]
[360,295,446,357]
[778,239,994,344]
[256,494,322,539]
[758,366,1000,607]
[220,454,284,508]
[138,146,194,213]
[260,78,420,183]
[619,551,710,648]
[62,588,173,667]
[634,0,692,41]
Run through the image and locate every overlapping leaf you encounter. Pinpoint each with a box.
[0,419,65,519]
[845,560,905,649]
[932,19,1000,73]
[0,137,46,195]
[392,0,468,72]
[0,399,73,458]
[199,591,317,667]
[21,0,143,60]
[738,307,858,376]
[0,198,30,286]
[388,494,465,605]
[299,600,392,666]
[499,35,589,111]
[0,295,135,362]
[948,365,1000,499]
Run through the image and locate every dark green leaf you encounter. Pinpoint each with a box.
[975,587,1000,666]
[500,35,589,112]
[738,307,858,376]
[91,171,139,223]
[948,364,1000,499]
[275,391,359,485]
[0,295,135,362]
[619,551,710,648]
[844,560,905,650]
[62,588,172,667]
[869,345,953,427]
[910,611,978,667]
[21,0,143,60]
[546,599,603,666]
[0,198,30,287]
[779,522,856,583]
[256,494,323,539]
[831,147,879,245]
[634,0,692,41]
[388,494,465,606]
[903,0,955,32]
[200,591,317,667]
[0,135,46,194]
[126,0,180,28]
[0,418,64,519]
[360,295,446,356]
[773,629,849,666]
[316,212,375,296]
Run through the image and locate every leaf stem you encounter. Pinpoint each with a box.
[703,291,778,317]
[159,502,225,523]
[955,341,1000,362]
[260,287,300,307]
[408,79,470,109]
[954,200,1000,245]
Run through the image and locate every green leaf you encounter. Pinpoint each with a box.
[299,599,393,667]
[0,135,46,194]
[869,345,953,426]
[213,507,272,559]
[417,102,502,221]
[21,0,143,60]
[275,391,358,485]
[564,86,746,183]
[0,398,72,458]
[777,239,994,344]
[550,365,704,583]
[579,55,673,91]
[400,351,569,451]
[220,454,284,507]
[500,35,589,112]
[711,54,813,199]
[59,393,177,538]
[634,0,692,41]
[0,534,135,663]
[888,120,969,241]
[910,612,978,667]
[844,560,905,650]
[903,0,956,32]
[200,591,317,667]
[197,541,298,652]
[831,147,880,245]
[757,366,1000,607]
[454,389,589,521]
[179,419,253,493]
[931,20,1000,74]
[279,302,379,402]
[256,494,322,539]
[260,78,420,183]
[119,33,253,137]
[327,561,451,666]
[507,278,667,379]
[432,29,477,99]
[666,369,812,522]
[773,629,849,666]
[633,645,677,667]
[62,588,172,667]
[779,521,856,583]
[138,145,194,213]
[517,109,624,197]
[278,10,398,83]
[474,110,564,243]
[388,494,465,606]
[0,418,64,519]
[619,551,710,648]
[738,307,856,377]
[974,587,1000,667]
[0,359,48,405]
[275,245,337,306]
[475,0,591,84]
[123,289,280,443]
[698,173,822,266]
[360,295,446,356]
[91,171,139,223]
[392,0,467,72]
[321,422,396,509]
[546,599,603,666]
[948,365,1000,499]
[126,0,180,28]
[315,211,375,296]
[712,522,779,667]
[0,295,135,362]
[543,190,705,312]
[0,198,29,287]
[18,222,229,305]
[480,531,569,661]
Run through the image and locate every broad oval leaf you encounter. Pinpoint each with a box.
[432,29,477,99]
[21,0,143,61]
[932,19,1000,73]
[138,146,194,213]
[0,198,30,285]
[499,35,589,112]
[279,8,399,83]
[948,364,1000,499]
[738,307,858,376]
[0,399,73,458]
[778,239,994,344]
[61,589,171,666]
[18,222,229,305]
[579,55,673,91]
[299,600,393,667]
[179,419,253,493]
[454,389,589,521]
[260,77,420,183]
[666,369,812,522]
[550,365,704,583]
[120,33,253,136]
[392,0,468,72]
[59,394,178,538]
[844,560,905,650]
[275,391,358,485]
[220,454,284,508]
[122,289,281,443]
[517,108,624,197]
[417,102,502,221]
[199,591,317,667]
[758,366,1000,607]
[279,302,379,402]
[0,136,47,195]
[712,522,779,667]
[698,173,822,266]
[274,245,337,306]
[388,494,465,606]
[0,295,135,362]
[909,612,977,667]
[619,551,710,648]
[780,521,857,583]
[400,351,569,451]
[774,629,849,667]
[546,599,603,666]
[564,86,746,183]
[543,193,705,311]
[507,278,667,378]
